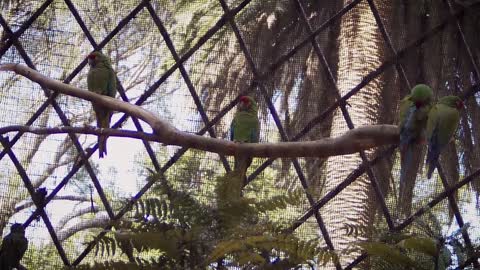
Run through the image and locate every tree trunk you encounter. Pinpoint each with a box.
[322,0,387,267]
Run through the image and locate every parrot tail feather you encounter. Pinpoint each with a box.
[233,155,252,186]
[98,135,107,158]
[399,145,414,197]
[425,149,438,179]
[426,159,437,179]
[399,106,416,149]
[398,143,421,217]
[426,127,442,179]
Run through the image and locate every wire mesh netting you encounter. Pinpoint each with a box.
[1,0,480,269]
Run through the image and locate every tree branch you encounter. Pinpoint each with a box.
[0,63,177,139]
[57,214,113,242]
[56,206,102,231]
[0,64,400,158]
[15,195,90,212]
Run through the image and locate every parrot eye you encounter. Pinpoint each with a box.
[88,54,96,59]
[456,100,464,109]
[414,101,424,108]
[240,96,251,106]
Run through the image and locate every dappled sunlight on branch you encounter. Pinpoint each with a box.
[0,63,399,158]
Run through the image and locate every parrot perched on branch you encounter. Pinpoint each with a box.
[33,187,47,222]
[426,95,463,179]
[398,84,433,215]
[230,96,260,182]
[33,187,47,207]
[87,51,117,158]
[0,223,28,270]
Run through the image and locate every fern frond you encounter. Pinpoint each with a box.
[215,171,243,203]
[359,242,423,269]
[82,169,331,269]
[255,189,304,213]
[114,228,192,259]
[215,171,258,230]
[206,233,336,267]
[398,236,437,257]
[317,250,339,267]
[344,223,372,238]
[132,197,171,222]
[132,186,210,227]
[72,259,163,270]
[235,250,266,265]
[95,236,117,257]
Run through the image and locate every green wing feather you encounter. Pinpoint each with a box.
[230,96,260,180]
[231,111,259,143]
[87,51,117,158]
[426,96,462,178]
[398,84,433,216]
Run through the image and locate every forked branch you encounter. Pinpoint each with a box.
[0,64,400,158]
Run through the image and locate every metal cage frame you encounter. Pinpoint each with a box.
[0,0,479,268]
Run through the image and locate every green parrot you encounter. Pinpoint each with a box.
[398,84,433,214]
[230,96,260,181]
[87,51,117,158]
[0,223,28,270]
[426,95,463,179]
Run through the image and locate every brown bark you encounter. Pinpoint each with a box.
[322,0,387,267]
[0,64,400,160]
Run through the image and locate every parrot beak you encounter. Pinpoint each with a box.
[456,100,464,110]
[414,101,424,109]
[240,96,250,106]
[87,54,95,66]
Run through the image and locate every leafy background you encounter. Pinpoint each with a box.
[0,0,480,269]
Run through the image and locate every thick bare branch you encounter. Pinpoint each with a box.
[0,63,178,140]
[0,125,157,141]
[56,206,101,231]
[57,214,113,242]
[15,195,90,212]
[0,64,400,158]
[0,124,399,158]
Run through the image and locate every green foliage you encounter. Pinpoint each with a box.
[206,234,338,268]
[359,241,422,269]
[398,236,437,257]
[357,236,446,270]
[254,189,305,213]
[76,170,330,269]
[95,236,118,258]
[345,223,374,239]
[345,211,480,270]
[22,242,64,270]
[67,259,163,270]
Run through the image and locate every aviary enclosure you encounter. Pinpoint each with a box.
[0,0,479,269]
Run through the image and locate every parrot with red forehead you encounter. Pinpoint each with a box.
[230,96,260,181]
[87,51,117,158]
[425,95,463,179]
[398,84,433,214]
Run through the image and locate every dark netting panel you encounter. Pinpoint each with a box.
[0,0,480,269]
